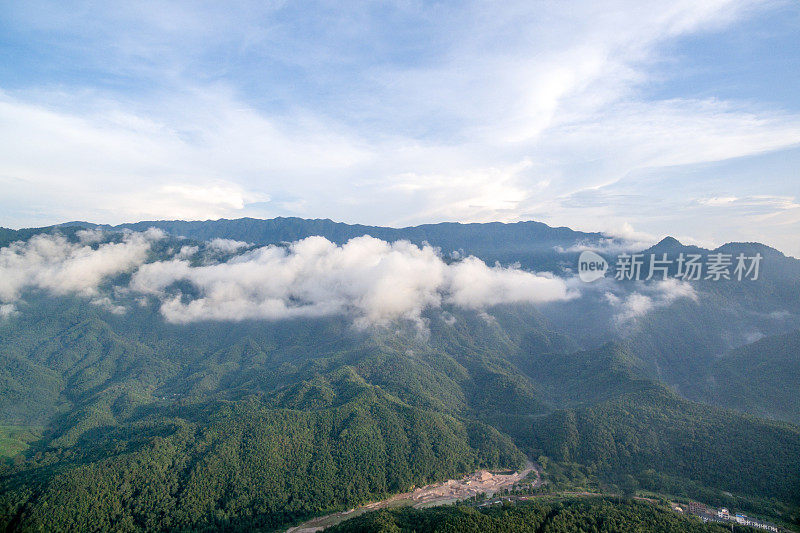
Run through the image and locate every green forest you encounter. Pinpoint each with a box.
[0,221,799,531]
[328,498,748,533]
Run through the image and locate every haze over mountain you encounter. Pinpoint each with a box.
[0,217,798,531]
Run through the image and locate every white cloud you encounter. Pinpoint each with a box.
[656,278,699,303]
[130,235,573,325]
[744,330,765,344]
[0,88,367,224]
[160,184,264,211]
[177,245,199,258]
[447,257,575,309]
[697,195,800,213]
[133,183,270,220]
[382,160,535,224]
[0,228,163,304]
[208,238,250,253]
[699,196,739,207]
[440,311,457,326]
[90,296,128,315]
[555,237,648,256]
[607,292,656,324]
[769,310,792,320]
[76,228,106,244]
[0,304,17,319]
[606,278,697,324]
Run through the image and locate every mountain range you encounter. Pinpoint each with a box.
[0,217,798,531]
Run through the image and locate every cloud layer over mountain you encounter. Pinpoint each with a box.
[131,235,574,325]
[0,229,164,313]
[0,231,574,325]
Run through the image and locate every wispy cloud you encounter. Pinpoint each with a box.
[696,195,800,213]
[605,278,698,325]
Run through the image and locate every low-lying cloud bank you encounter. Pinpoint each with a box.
[132,236,574,325]
[0,229,164,314]
[0,231,574,325]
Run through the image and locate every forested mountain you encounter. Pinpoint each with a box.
[0,218,798,531]
[698,329,800,424]
[329,498,741,532]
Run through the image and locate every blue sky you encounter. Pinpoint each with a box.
[0,1,799,255]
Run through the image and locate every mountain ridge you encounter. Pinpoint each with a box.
[3,217,793,262]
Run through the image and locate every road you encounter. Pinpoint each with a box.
[286,460,540,532]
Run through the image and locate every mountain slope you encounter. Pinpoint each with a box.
[510,342,651,406]
[699,329,800,424]
[329,498,735,533]
[1,218,800,529]
[0,377,523,532]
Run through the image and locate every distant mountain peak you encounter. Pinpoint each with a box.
[714,241,786,258]
[641,236,695,255]
[656,236,683,247]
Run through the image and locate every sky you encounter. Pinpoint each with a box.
[0,1,799,255]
